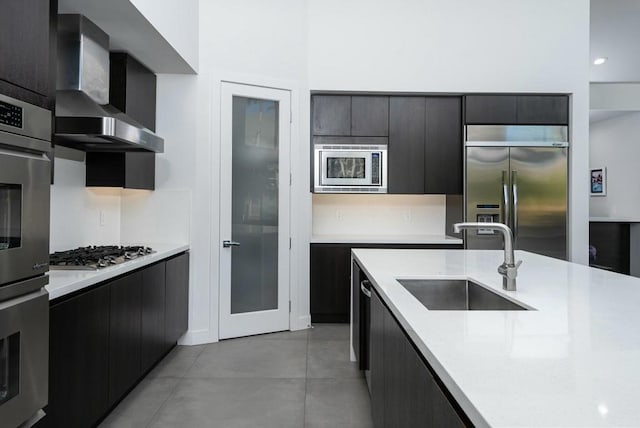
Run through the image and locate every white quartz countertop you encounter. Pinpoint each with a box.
[590,216,640,223]
[310,234,462,244]
[352,248,640,428]
[46,243,189,300]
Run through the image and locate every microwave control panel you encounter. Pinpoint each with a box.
[0,100,23,129]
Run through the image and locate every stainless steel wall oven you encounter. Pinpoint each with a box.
[0,93,51,428]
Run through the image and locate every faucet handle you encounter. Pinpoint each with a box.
[515,260,522,269]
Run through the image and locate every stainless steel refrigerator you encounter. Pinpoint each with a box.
[465,125,568,260]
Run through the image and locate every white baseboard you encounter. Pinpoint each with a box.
[291,314,311,331]
[178,328,218,345]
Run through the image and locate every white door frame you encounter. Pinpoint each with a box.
[218,81,291,339]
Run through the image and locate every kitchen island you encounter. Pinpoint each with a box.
[352,248,640,427]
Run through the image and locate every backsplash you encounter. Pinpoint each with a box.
[50,156,191,252]
[50,157,122,252]
[312,194,446,236]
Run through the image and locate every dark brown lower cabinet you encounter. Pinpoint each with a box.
[371,288,469,427]
[166,252,190,345]
[43,285,110,428]
[141,262,167,372]
[37,252,189,428]
[108,272,143,406]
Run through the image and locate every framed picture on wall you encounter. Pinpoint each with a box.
[590,167,606,196]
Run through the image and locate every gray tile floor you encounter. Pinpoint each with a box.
[99,324,373,428]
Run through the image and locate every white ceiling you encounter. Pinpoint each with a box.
[591,0,640,82]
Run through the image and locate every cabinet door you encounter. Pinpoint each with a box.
[45,285,110,428]
[0,0,51,97]
[388,97,425,194]
[370,289,385,428]
[109,272,143,406]
[425,97,463,194]
[310,245,351,322]
[166,252,190,345]
[141,262,167,370]
[312,95,351,136]
[516,95,569,125]
[465,95,517,124]
[351,96,389,136]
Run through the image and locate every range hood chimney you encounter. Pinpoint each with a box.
[54,14,164,153]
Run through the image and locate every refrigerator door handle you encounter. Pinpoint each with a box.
[511,170,519,243]
[502,170,510,226]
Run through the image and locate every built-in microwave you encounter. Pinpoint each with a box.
[314,140,388,193]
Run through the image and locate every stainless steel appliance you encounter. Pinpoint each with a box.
[314,140,387,193]
[50,245,155,270]
[465,125,568,260]
[54,14,164,153]
[0,93,51,428]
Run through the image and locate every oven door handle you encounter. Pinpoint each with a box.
[0,146,49,162]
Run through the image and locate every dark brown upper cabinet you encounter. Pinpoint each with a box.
[465,94,568,125]
[0,0,56,108]
[516,95,569,124]
[312,95,351,136]
[424,97,462,194]
[351,96,389,136]
[388,97,425,194]
[388,96,462,195]
[86,152,155,190]
[110,52,157,131]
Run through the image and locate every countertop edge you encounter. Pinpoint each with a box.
[46,243,189,301]
[311,235,463,244]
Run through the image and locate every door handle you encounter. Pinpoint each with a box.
[360,280,372,298]
[511,170,519,243]
[223,240,241,248]
[501,170,509,226]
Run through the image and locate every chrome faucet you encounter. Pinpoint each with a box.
[453,222,522,291]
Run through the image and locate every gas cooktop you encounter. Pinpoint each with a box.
[49,245,155,270]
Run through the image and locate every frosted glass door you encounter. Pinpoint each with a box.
[219,83,291,339]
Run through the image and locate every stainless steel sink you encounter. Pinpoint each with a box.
[397,279,527,311]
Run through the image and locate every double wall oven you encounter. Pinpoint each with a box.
[0,93,51,428]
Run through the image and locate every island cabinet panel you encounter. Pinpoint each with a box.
[370,289,385,428]
[465,94,569,125]
[43,285,110,428]
[166,252,190,345]
[0,0,53,106]
[425,96,463,195]
[312,95,351,136]
[370,287,469,428]
[388,97,426,194]
[352,260,362,364]
[108,271,143,407]
[351,95,389,136]
[141,262,167,370]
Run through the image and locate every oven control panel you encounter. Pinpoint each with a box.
[0,100,23,129]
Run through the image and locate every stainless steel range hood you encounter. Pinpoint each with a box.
[54,15,164,153]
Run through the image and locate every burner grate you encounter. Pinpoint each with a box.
[50,245,154,270]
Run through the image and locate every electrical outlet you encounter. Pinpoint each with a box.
[403,210,412,223]
[335,209,344,221]
[99,210,105,227]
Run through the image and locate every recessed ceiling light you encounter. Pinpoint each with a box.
[594,57,608,65]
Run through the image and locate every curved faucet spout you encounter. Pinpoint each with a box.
[453,222,521,291]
